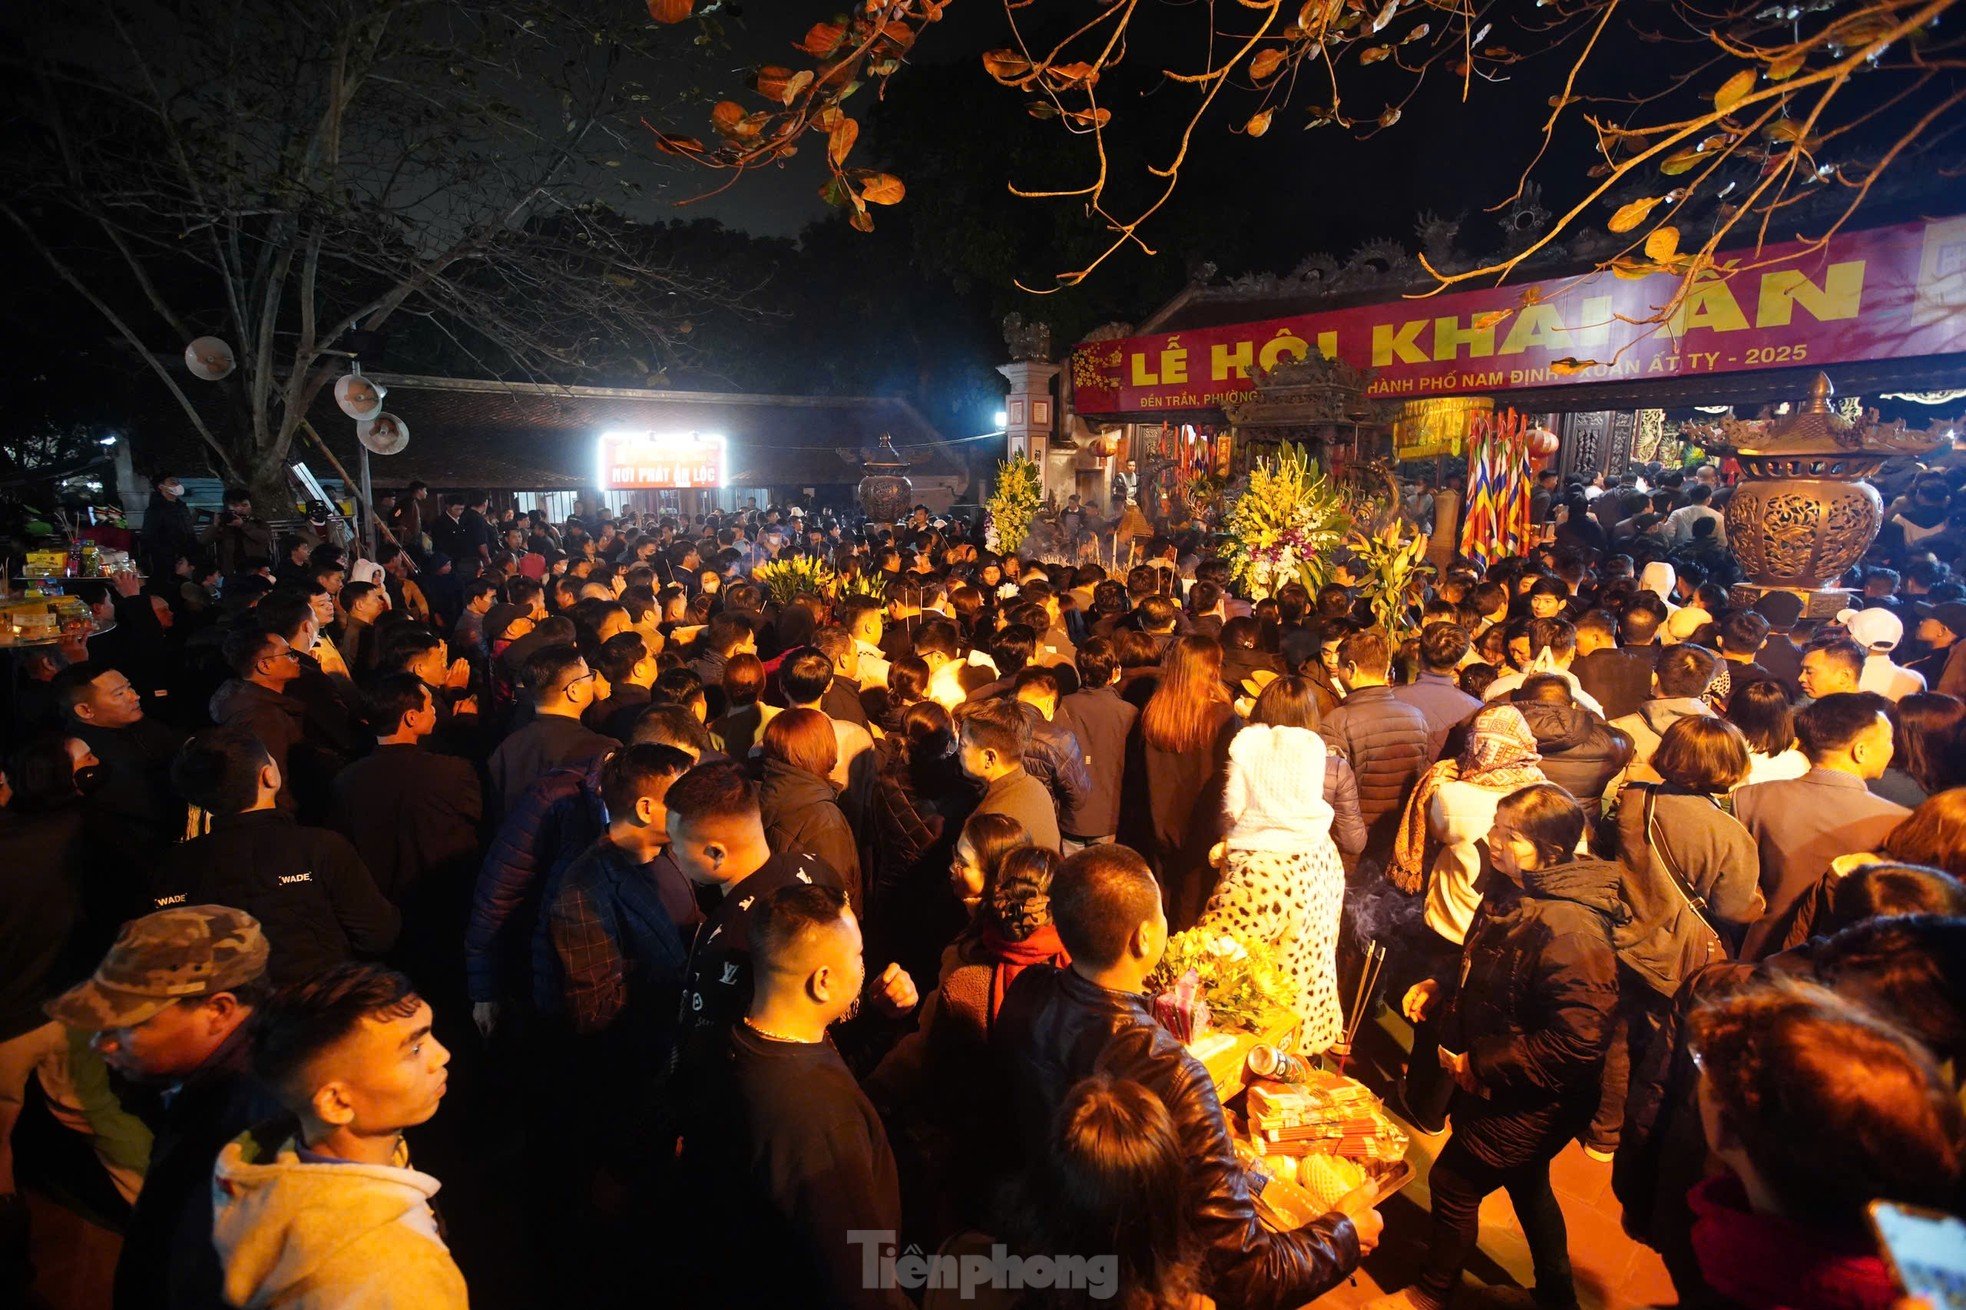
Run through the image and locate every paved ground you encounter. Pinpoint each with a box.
[1318,1008,1679,1310]
[25,1004,1683,1310]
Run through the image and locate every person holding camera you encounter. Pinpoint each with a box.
[198,487,273,578]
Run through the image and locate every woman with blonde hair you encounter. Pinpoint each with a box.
[1120,636,1241,930]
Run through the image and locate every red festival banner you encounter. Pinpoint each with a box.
[1068,217,1966,416]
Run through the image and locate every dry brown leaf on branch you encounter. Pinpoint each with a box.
[651,132,706,157]
[1766,51,1803,81]
[1377,106,1401,127]
[1472,309,1511,330]
[1660,148,1704,175]
[1714,68,1756,113]
[855,172,906,204]
[710,101,746,135]
[1401,23,1429,43]
[827,116,860,168]
[801,20,848,57]
[1359,45,1391,64]
[982,49,1033,83]
[1043,61,1098,87]
[1245,108,1274,136]
[1607,195,1663,232]
[1065,106,1113,128]
[1550,357,1601,375]
[1644,225,1680,261]
[647,0,693,24]
[755,66,792,101]
[1251,48,1287,79]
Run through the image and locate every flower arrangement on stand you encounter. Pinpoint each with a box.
[984,453,1042,555]
[834,567,886,599]
[1149,927,1294,1035]
[1343,518,1435,640]
[755,555,838,606]
[1221,442,1350,600]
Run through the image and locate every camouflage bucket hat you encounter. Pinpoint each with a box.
[46,905,269,1031]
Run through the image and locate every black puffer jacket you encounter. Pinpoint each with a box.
[208,678,307,814]
[1018,702,1093,819]
[1512,700,1633,825]
[1438,855,1623,1168]
[1320,686,1432,844]
[994,966,1361,1310]
[866,738,975,981]
[758,758,862,904]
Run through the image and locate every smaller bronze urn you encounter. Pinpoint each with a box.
[1706,373,1954,615]
[857,434,914,525]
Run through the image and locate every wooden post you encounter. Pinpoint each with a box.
[297,420,410,562]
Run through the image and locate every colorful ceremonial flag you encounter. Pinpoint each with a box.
[1461,409,1535,567]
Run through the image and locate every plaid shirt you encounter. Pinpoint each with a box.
[548,834,696,1037]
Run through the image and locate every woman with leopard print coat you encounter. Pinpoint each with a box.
[1197,718,1347,1051]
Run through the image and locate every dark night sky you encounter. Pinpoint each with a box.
[638,0,1601,271]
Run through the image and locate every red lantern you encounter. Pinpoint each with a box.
[1526,426,1560,460]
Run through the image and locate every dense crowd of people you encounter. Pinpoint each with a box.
[3,466,1964,1310]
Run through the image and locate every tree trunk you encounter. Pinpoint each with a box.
[246,446,293,520]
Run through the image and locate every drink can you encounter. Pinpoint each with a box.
[1247,1044,1311,1084]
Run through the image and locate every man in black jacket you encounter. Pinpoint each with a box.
[1510,674,1634,826]
[1571,606,1659,724]
[488,643,617,816]
[53,662,188,943]
[257,593,368,773]
[1056,638,1136,851]
[198,487,273,578]
[47,905,280,1310]
[154,728,399,984]
[994,846,1375,1310]
[329,675,483,992]
[586,631,658,741]
[1323,628,1432,853]
[208,625,310,816]
[676,883,910,1309]
[1012,668,1093,820]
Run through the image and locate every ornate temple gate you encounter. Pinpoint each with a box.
[1548,410,1640,483]
[1220,354,1388,482]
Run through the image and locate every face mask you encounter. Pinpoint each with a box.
[73,763,110,795]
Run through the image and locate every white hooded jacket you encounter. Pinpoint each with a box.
[212,1130,468,1309]
[1221,724,1335,852]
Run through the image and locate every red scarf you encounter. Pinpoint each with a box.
[1689,1175,1897,1310]
[983,923,1069,1024]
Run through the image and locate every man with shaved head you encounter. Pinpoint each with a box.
[675,884,910,1308]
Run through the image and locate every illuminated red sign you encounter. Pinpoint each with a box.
[597,431,725,490]
[1069,217,1966,415]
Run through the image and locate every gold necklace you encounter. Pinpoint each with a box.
[743,1016,818,1044]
